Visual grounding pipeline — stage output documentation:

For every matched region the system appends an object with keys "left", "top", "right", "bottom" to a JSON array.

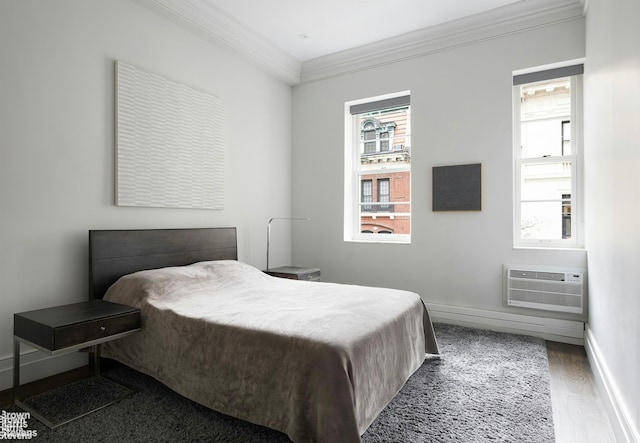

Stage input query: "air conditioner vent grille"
[
  {"left": 510, "top": 279, "right": 582, "bottom": 295},
  {"left": 509, "top": 270, "right": 565, "bottom": 281},
  {"left": 508, "top": 289, "right": 583, "bottom": 308}
]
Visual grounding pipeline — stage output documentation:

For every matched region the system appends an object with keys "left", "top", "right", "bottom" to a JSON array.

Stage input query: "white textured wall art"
[{"left": 116, "top": 61, "right": 225, "bottom": 209}]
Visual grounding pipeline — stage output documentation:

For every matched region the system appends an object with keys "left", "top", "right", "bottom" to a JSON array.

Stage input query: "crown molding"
[
  {"left": 133, "top": 0, "right": 585, "bottom": 87},
  {"left": 133, "top": 0, "right": 302, "bottom": 85},
  {"left": 300, "top": 0, "right": 586, "bottom": 84}
]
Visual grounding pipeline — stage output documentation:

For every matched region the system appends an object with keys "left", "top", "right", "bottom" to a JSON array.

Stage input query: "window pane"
[
  {"left": 361, "top": 180, "right": 372, "bottom": 212},
  {"left": 521, "top": 119, "right": 569, "bottom": 158},
  {"left": 521, "top": 162, "right": 572, "bottom": 201},
  {"left": 378, "top": 178, "right": 390, "bottom": 211},
  {"left": 520, "top": 201, "right": 570, "bottom": 240},
  {"left": 358, "top": 107, "right": 410, "bottom": 161},
  {"left": 378, "top": 179, "right": 390, "bottom": 201},
  {"left": 358, "top": 171, "right": 410, "bottom": 231},
  {"left": 520, "top": 77, "right": 571, "bottom": 159},
  {"left": 364, "top": 142, "right": 376, "bottom": 153}
]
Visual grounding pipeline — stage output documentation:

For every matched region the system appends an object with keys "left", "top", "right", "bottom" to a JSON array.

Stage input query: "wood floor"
[
  {"left": 547, "top": 341, "right": 617, "bottom": 442},
  {"left": 1, "top": 344, "right": 618, "bottom": 442}
]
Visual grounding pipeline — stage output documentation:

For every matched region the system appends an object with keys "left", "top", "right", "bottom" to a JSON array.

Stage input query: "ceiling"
[
  {"left": 137, "top": 0, "right": 585, "bottom": 84},
  {"left": 199, "top": 0, "right": 523, "bottom": 61}
]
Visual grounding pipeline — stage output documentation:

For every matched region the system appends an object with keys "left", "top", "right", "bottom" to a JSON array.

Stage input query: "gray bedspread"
[{"left": 102, "top": 260, "right": 439, "bottom": 442}]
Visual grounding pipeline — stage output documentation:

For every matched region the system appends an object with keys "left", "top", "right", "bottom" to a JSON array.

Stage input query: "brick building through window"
[{"left": 359, "top": 109, "right": 410, "bottom": 235}]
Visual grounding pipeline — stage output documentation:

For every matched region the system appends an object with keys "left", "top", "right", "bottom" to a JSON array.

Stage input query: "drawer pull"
[{"left": 100, "top": 326, "right": 106, "bottom": 331}]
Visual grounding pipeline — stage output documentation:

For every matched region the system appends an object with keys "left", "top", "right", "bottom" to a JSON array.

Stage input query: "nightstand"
[
  {"left": 264, "top": 266, "right": 321, "bottom": 281},
  {"left": 13, "top": 299, "right": 141, "bottom": 428}
]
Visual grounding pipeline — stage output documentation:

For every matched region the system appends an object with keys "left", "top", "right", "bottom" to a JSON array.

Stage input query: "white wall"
[
  {"left": 584, "top": 0, "right": 640, "bottom": 440},
  {"left": 0, "top": 0, "right": 292, "bottom": 389},
  {"left": 292, "top": 19, "right": 587, "bottom": 330}
]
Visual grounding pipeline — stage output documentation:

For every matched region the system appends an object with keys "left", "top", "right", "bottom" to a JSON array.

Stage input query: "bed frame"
[{"left": 89, "top": 228, "right": 237, "bottom": 299}]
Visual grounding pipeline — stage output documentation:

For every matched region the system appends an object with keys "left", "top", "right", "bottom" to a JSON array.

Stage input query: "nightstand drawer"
[
  {"left": 53, "top": 312, "right": 140, "bottom": 349},
  {"left": 297, "top": 270, "right": 321, "bottom": 281},
  {"left": 14, "top": 300, "right": 141, "bottom": 351}
]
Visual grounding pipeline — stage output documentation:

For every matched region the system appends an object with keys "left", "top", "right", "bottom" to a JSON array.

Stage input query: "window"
[
  {"left": 378, "top": 179, "right": 391, "bottom": 211},
  {"left": 344, "top": 92, "right": 411, "bottom": 243},
  {"left": 513, "top": 62, "right": 583, "bottom": 248},
  {"left": 361, "top": 179, "right": 373, "bottom": 212},
  {"left": 380, "top": 132, "right": 390, "bottom": 151}
]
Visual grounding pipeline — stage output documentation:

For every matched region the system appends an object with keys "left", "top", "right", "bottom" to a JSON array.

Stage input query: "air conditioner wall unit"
[{"left": 503, "top": 264, "right": 587, "bottom": 318}]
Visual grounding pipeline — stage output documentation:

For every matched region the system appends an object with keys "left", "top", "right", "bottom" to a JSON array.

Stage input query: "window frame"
[
  {"left": 344, "top": 91, "right": 411, "bottom": 244},
  {"left": 513, "top": 66, "right": 584, "bottom": 249}
]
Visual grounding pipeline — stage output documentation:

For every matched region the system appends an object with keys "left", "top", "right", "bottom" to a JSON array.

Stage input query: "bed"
[{"left": 89, "top": 228, "right": 439, "bottom": 442}]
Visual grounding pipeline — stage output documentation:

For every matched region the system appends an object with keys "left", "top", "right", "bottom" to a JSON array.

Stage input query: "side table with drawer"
[{"left": 13, "top": 299, "right": 141, "bottom": 428}]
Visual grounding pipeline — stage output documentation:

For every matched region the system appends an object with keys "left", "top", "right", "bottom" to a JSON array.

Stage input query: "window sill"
[
  {"left": 513, "top": 245, "right": 586, "bottom": 252},
  {"left": 345, "top": 238, "right": 411, "bottom": 245}
]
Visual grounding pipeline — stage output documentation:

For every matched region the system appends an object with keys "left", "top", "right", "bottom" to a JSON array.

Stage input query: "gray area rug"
[{"left": 7, "top": 323, "right": 554, "bottom": 442}]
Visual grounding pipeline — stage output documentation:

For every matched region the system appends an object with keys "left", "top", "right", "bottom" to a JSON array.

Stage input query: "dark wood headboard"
[{"left": 89, "top": 228, "right": 237, "bottom": 299}]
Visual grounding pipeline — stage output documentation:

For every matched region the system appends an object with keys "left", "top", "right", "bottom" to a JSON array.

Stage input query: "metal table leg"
[
  {"left": 13, "top": 336, "right": 20, "bottom": 404},
  {"left": 11, "top": 338, "right": 134, "bottom": 429},
  {"left": 93, "top": 344, "right": 100, "bottom": 376}
]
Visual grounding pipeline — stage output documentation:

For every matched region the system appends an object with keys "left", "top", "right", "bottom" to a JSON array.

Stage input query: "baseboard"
[
  {"left": 584, "top": 325, "right": 640, "bottom": 443},
  {"left": 426, "top": 302, "right": 585, "bottom": 345},
  {"left": 0, "top": 348, "right": 87, "bottom": 391}
]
